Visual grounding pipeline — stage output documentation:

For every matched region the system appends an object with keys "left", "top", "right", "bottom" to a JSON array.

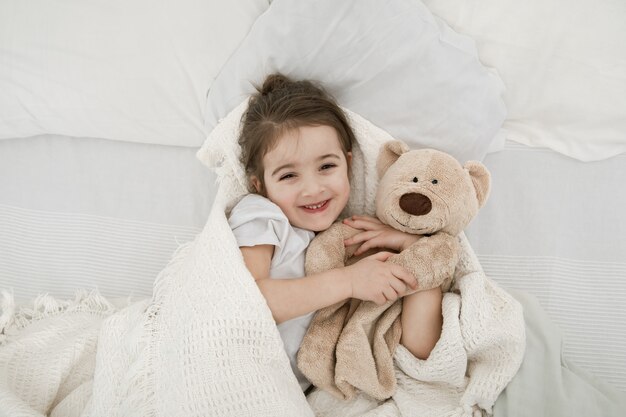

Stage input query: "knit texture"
[
  {"left": 0, "top": 291, "right": 117, "bottom": 416},
  {"left": 0, "top": 101, "right": 524, "bottom": 417}
]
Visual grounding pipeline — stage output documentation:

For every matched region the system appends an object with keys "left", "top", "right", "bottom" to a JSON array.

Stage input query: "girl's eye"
[
  {"left": 279, "top": 173, "right": 295, "bottom": 181},
  {"left": 321, "top": 163, "right": 337, "bottom": 170}
]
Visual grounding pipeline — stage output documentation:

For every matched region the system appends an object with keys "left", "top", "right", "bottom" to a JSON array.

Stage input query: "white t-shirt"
[{"left": 228, "top": 193, "right": 316, "bottom": 391}]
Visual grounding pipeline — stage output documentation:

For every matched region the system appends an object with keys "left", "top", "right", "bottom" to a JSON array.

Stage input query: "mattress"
[
  {"left": 465, "top": 140, "right": 626, "bottom": 392},
  {"left": 0, "top": 135, "right": 212, "bottom": 300}
]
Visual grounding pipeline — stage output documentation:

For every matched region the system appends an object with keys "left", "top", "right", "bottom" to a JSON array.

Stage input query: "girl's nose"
[{"left": 301, "top": 177, "right": 325, "bottom": 197}]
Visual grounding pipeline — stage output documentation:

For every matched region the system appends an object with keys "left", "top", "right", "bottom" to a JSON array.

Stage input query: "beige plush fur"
[{"left": 297, "top": 140, "right": 490, "bottom": 401}]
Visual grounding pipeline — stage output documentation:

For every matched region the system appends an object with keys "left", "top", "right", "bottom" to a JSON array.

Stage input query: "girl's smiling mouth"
[{"left": 301, "top": 199, "right": 330, "bottom": 213}]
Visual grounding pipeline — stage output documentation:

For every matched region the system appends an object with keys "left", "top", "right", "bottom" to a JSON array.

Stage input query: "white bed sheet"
[
  {"left": 465, "top": 140, "right": 626, "bottom": 393},
  {"left": 0, "top": 135, "right": 212, "bottom": 300}
]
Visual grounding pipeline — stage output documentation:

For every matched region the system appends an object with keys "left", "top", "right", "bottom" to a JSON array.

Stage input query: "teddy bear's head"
[{"left": 375, "top": 140, "right": 490, "bottom": 237}]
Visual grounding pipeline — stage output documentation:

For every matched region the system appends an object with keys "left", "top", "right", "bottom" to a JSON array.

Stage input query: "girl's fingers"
[
  {"left": 392, "top": 266, "right": 418, "bottom": 289},
  {"left": 374, "top": 295, "right": 387, "bottom": 306},
  {"left": 343, "top": 217, "right": 384, "bottom": 231},
  {"left": 353, "top": 238, "right": 381, "bottom": 256},
  {"left": 350, "top": 215, "right": 383, "bottom": 224},
  {"left": 344, "top": 230, "right": 379, "bottom": 246},
  {"left": 369, "top": 251, "right": 394, "bottom": 262},
  {"left": 355, "top": 234, "right": 401, "bottom": 255},
  {"left": 389, "top": 278, "right": 408, "bottom": 296},
  {"left": 382, "top": 286, "right": 399, "bottom": 302}
]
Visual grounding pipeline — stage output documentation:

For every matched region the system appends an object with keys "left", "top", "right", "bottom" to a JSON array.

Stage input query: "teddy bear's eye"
[
  {"left": 431, "top": 179, "right": 438, "bottom": 184},
  {"left": 412, "top": 177, "right": 418, "bottom": 183}
]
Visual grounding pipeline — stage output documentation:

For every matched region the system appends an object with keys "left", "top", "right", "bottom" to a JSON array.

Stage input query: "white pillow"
[
  {"left": 0, "top": 0, "right": 268, "bottom": 147},
  {"left": 422, "top": 0, "right": 626, "bottom": 162},
  {"left": 204, "top": 0, "right": 507, "bottom": 162}
]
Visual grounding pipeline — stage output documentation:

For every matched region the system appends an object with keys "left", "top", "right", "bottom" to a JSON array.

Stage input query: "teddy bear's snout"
[{"left": 399, "top": 193, "right": 432, "bottom": 216}]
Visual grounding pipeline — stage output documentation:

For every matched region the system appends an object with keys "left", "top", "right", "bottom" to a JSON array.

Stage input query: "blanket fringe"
[{"left": 0, "top": 289, "right": 116, "bottom": 345}]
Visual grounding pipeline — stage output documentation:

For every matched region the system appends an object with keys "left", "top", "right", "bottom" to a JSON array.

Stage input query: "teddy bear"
[{"left": 297, "top": 140, "right": 491, "bottom": 401}]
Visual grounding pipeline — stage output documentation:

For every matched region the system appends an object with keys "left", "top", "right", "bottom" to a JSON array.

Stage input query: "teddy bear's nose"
[{"left": 399, "top": 193, "right": 432, "bottom": 216}]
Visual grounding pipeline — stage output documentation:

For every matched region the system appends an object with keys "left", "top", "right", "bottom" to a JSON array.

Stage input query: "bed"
[{"left": 1, "top": 0, "right": 625, "bottom": 416}]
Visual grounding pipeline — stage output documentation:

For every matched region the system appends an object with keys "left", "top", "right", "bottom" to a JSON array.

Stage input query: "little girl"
[{"left": 228, "top": 74, "right": 443, "bottom": 391}]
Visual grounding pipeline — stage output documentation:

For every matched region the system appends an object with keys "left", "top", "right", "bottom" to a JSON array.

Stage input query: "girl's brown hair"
[{"left": 239, "top": 73, "right": 355, "bottom": 194}]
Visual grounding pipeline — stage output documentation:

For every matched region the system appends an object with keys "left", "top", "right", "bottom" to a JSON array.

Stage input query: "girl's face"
[{"left": 253, "top": 125, "right": 351, "bottom": 232}]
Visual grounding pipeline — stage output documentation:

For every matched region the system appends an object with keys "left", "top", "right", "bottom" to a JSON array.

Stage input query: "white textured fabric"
[
  {"left": 465, "top": 140, "right": 626, "bottom": 392},
  {"left": 0, "top": 0, "right": 268, "bottom": 146},
  {"left": 0, "top": 103, "right": 524, "bottom": 416},
  {"left": 0, "top": 291, "right": 119, "bottom": 416},
  {"left": 205, "top": 0, "right": 507, "bottom": 163},
  {"left": 229, "top": 193, "right": 316, "bottom": 391},
  {"left": 422, "top": 0, "right": 626, "bottom": 161}
]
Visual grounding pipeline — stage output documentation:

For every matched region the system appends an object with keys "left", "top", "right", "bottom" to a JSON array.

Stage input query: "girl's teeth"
[{"left": 305, "top": 201, "right": 326, "bottom": 209}]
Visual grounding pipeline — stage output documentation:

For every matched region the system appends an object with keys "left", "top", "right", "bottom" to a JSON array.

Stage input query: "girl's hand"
[
  {"left": 344, "top": 251, "right": 418, "bottom": 305},
  {"left": 343, "top": 215, "right": 421, "bottom": 256}
]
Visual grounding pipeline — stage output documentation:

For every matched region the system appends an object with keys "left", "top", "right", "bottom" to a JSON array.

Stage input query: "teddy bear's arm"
[
  {"left": 388, "top": 233, "right": 459, "bottom": 291},
  {"left": 304, "top": 222, "right": 361, "bottom": 275}
]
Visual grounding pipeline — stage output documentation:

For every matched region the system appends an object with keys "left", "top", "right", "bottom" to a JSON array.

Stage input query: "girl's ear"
[
  {"left": 250, "top": 176, "right": 263, "bottom": 194},
  {"left": 346, "top": 151, "right": 353, "bottom": 167}
]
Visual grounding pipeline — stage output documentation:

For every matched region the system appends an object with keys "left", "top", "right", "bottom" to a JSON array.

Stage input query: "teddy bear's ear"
[
  {"left": 377, "top": 140, "right": 410, "bottom": 179},
  {"left": 464, "top": 161, "right": 491, "bottom": 208}
]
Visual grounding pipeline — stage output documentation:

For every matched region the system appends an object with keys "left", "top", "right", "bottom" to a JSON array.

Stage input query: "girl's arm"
[
  {"left": 241, "top": 244, "right": 351, "bottom": 323},
  {"left": 240, "top": 245, "right": 417, "bottom": 324}
]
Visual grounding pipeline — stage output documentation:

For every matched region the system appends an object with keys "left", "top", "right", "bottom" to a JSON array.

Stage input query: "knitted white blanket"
[{"left": 0, "top": 103, "right": 525, "bottom": 417}]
